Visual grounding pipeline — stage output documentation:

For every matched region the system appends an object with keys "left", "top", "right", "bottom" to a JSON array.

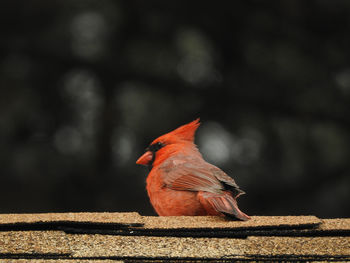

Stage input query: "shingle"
[
  {"left": 69, "top": 235, "right": 350, "bottom": 259},
  {"left": 108, "top": 215, "right": 321, "bottom": 238},
  {"left": 0, "top": 212, "right": 142, "bottom": 226},
  {"left": 0, "top": 214, "right": 320, "bottom": 230},
  {"left": 1, "top": 230, "right": 349, "bottom": 260},
  {"left": 246, "top": 236, "right": 350, "bottom": 257},
  {"left": 256, "top": 218, "right": 350, "bottom": 237},
  {"left": 0, "top": 214, "right": 322, "bottom": 238},
  {"left": 141, "top": 215, "right": 321, "bottom": 229},
  {"left": 0, "top": 231, "right": 70, "bottom": 254},
  {"left": 321, "top": 219, "right": 350, "bottom": 230},
  {"left": 0, "top": 213, "right": 349, "bottom": 261}
]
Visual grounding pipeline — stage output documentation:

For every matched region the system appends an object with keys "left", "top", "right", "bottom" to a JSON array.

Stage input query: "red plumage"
[{"left": 136, "top": 119, "right": 250, "bottom": 220}]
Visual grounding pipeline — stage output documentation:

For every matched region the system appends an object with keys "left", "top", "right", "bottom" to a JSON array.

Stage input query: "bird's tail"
[{"left": 199, "top": 191, "right": 251, "bottom": 221}]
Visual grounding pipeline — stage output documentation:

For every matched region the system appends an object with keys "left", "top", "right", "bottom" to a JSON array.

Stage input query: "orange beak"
[{"left": 136, "top": 151, "right": 153, "bottom": 166}]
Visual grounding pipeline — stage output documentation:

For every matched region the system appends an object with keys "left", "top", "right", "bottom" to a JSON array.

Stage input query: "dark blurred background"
[{"left": 1, "top": 0, "right": 349, "bottom": 218}]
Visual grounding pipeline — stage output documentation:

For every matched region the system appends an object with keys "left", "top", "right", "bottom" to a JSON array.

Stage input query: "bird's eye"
[{"left": 147, "top": 142, "right": 165, "bottom": 152}]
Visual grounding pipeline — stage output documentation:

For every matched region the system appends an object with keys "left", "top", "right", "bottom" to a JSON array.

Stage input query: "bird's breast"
[{"left": 146, "top": 169, "right": 207, "bottom": 216}]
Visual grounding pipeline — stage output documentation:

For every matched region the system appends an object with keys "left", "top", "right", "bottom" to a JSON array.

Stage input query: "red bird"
[{"left": 136, "top": 119, "right": 250, "bottom": 220}]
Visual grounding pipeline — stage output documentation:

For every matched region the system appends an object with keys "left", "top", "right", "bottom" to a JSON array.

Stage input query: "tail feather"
[{"left": 199, "top": 192, "right": 250, "bottom": 221}]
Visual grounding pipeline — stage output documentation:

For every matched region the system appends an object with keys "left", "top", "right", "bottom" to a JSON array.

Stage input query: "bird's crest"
[
  {"left": 152, "top": 118, "right": 200, "bottom": 144},
  {"left": 170, "top": 118, "right": 200, "bottom": 142}
]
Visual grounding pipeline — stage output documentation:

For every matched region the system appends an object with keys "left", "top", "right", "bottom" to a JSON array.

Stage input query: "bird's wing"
[
  {"left": 158, "top": 155, "right": 244, "bottom": 197},
  {"left": 208, "top": 164, "right": 245, "bottom": 198}
]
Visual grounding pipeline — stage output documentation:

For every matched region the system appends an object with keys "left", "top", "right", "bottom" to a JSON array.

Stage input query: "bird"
[{"left": 136, "top": 118, "right": 250, "bottom": 220}]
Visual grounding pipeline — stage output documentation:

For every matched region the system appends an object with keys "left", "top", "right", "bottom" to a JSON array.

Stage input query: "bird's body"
[{"left": 137, "top": 119, "right": 250, "bottom": 220}]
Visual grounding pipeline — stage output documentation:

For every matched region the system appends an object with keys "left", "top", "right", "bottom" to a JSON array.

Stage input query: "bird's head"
[{"left": 136, "top": 118, "right": 200, "bottom": 169}]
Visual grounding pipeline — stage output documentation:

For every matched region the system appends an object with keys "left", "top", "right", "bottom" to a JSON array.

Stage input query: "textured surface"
[
  {"left": 0, "top": 212, "right": 142, "bottom": 225},
  {"left": 0, "top": 231, "right": 349, "bottom": 259},
  {"left": 321, "top": 219, "right": 350, "bottom": 230},
  {"left": 0, "top": 231, "right": 70, "bottom": 254},
  {"left": 141, "top": 215, "right": 321, "bottom": 229},
  {"left": 0, "top": 213, "right": 349, "bottom": 262}
]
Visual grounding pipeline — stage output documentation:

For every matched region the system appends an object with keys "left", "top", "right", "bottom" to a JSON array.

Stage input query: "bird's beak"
[{"left": 136, "top": 151, "right": 153, "bottom": 166}]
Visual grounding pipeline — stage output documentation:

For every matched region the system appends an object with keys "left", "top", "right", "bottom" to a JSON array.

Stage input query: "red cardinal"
[{"left": 136, "top": 119, "right": 250, "bottom": 220}]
